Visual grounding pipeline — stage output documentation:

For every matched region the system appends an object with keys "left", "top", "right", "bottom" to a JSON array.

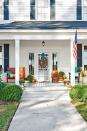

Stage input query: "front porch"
[{"left": 0, "top": 29, "right": 87, "bottom": 85}]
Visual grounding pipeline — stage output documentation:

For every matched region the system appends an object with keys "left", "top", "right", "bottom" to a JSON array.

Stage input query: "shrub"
[
  {"left": 82, "top": 94, "right": 87, "bottom": 104},
  {"left": 25, "top": 75, "right": 37, "bottom": 83},
  {"left": 0, "top": 82, "right": 6, "bottom": 88},
  {"left": 59, "top": 71, "right": 65, "bottom": 77},
  {"left": 19, "top": 80, "right": 25, "bottom": 85},
  {"left": 70, "top": 85, "right": 87, "bottom": 103},
  {"left": 0, "top": 84, "right": 23, "bottom": 102}
]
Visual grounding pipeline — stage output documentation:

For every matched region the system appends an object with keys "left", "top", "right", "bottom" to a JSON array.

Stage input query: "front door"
[{"left": 38, "top": 53, "right": 49, "bottom": 81}]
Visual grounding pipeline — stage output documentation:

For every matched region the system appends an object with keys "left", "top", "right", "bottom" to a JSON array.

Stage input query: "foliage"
[
  {"left": 70, "top": 85, "right": 87, "bottom": 103},
  {"left": 80, "top": 70, "right": 86, "bottom": 77},
  {"left": 25, "top": 75, "right": 37, "bottom": 83},
  {"left": 0, "top": 82, "right": 6, "bottom": 88},
  {"left": 0, "top": 102, "right": 18, "bottom": 131},
  {"left": 0, "top": 84, "right": 23, "bottom": 102},
  {"left": 19, "top": 80, "right": 25, "bottom": 85},
  {"left": 76, "top": 102, "right": 87, "bottom": 122},
  {"left": 59, "top": 71, "right": 65, "bottom": 77}
]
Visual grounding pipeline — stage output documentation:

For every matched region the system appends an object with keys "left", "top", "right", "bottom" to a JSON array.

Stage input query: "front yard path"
[{"left": 8, "top": 83, "right": 87, "bottom": 131}]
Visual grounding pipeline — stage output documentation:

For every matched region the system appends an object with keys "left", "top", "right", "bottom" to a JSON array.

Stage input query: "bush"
[
  {"left": 0, "top": 82, "right": 6, "bottom": 88},
  {"left": 70, "top": 85, "right": 87, "bottom": 103},
  {"left": 59, "top": 71, "right": 65, "bottom": 77},
  {"left": 25, "top": 75, "right": 37, "bottom": 83},
  {"left": 19, "top": 80, "right": 25, "bottom": 85},
  {"left": 0, "top": 84, "right": 23, "bottom": 102}
]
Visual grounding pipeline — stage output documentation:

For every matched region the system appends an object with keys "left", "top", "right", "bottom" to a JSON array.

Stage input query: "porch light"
[{"left": 42, "top": 41, "right": 45, "bottom": 47}]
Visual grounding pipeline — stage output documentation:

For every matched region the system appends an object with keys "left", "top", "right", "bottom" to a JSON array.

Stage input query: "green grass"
[
  {"left": 76, "top": 102, "right": 87, "bottom": 122},
  {"left": 0, "top": 102, "right": 19, "bottom": 131},
  {"left": 70, "top": 84, "right": 87, "bottom": 122},
  {"left": 0, "top": 83, "right": 23, "bottom": 131}
]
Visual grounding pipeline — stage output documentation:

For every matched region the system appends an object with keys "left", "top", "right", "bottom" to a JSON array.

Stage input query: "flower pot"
[{"left": 59, "top": 77, "right": 64, "bottom": 82}]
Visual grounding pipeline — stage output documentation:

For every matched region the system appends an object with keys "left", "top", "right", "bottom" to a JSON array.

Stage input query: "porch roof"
[{"left": 0, "top": 21, "right": 87, "bottom": 30}]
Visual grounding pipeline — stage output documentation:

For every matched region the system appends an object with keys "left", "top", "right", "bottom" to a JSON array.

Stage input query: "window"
[
  {"left": 77, "top": 0, "right": 82, "bottom": 20},
  {"left": 37, "top": 0, "right": 49, "bottom": 20},
  {"left": 83, "top": 0, "right": 87, "bottom": 20},
  {"left": 0, "top": 46, "right": 3, "bottom": 70},
  {"left": 4, "top": 0, "right": 9, "bottom": 20},
  {"left": 30, "top": 0, "right": 35, "bottom": 20},
  {"left": 83, "top": 46, "right": 87, "bottom": 66},
  {"left": 84, "top": 46, "right": 87, "bottom": 51},
  {"left": 29, "top": 53, "right": 34, "bottom": 75},
  {"left": 50, "top": 0, "right": 55, "bottom": 20},
  {"left": 52, "top": 53, "right": 58, "bottom": 70}
]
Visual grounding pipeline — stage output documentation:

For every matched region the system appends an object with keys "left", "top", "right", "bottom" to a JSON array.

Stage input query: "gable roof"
[{"left": 0, "top": 21, "right": 87, "bottom": 30}]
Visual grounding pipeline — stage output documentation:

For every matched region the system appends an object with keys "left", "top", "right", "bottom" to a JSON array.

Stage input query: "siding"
[
  {"left": 0, "top": 0, "right": 80, "bottom": 21},
  {"left": 9, "top": 0, "right": 30, "bottom": 21},
  {"left": 0, "top": 0, "right": 3, "bottom": 20},
  {"left": 55, "top": 0, "right": 76, "bottom": 21}
]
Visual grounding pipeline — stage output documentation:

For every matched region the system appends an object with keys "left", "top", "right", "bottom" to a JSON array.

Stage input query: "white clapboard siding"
[
  {"left": 0, "top": 0, "right": 85, "bottom": 21},
  {"left": 9, "top": 0, "right": 30, "bottom": 21},
  {"left": 55, "top": 0, "right": 76, "bottom": 21},
  {"left": 0, "top": 0, "right": 3, "bottom": 20}
]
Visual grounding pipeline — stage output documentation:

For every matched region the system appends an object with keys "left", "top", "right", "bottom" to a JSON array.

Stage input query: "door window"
[
  {"left": 29, "top": 53, "right": 34, "bottom": 75},
  {"left": 52, "top": 53, "right": 58, "bottom": 70}
]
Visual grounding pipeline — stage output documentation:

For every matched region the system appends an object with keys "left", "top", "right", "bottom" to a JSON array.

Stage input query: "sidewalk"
[{"left": 8, "top": 84, "right": 87, "bottom": 131}]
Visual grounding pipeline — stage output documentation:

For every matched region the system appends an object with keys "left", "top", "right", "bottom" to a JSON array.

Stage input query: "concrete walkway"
[{"left": 8, "top": 83, "right": 87, "bottom": 131}]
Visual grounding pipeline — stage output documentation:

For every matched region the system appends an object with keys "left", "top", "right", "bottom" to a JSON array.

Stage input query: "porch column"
[
  {"left": 15, "top": 39, "right": 20, "bottom": 85},
  {"left": 70, "top": 39, "right": 75, "bottom": 86}
]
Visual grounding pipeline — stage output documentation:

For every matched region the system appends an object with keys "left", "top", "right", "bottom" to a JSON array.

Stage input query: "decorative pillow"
[
  {"left": 10, "top": 74, "right": 15, "bottom": 78},
  {"left": 6, "top": 71, "right": 13, "bottom": 76}
]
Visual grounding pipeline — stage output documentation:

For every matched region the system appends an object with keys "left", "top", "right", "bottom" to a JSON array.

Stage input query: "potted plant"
[
  {"left": 51, "top": 70, "right": 59, "bottom": 83},
  {"left": 80, "top": 70, "right": 87, "bottom": 83},
  {"left": 25, "top": 75, "right": 37, "bottom": 83},
  {"left": 59, "top": 71, "right": 65, "bottom": 82}
]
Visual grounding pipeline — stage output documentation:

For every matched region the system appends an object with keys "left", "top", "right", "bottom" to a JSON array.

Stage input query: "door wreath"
[{"left": 39, "top": 57, "right": 48, "bottom": 68}]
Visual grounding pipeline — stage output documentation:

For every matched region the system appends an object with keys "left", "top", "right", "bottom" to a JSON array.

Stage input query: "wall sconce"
[{"left": 42, "top": 41, "right": 45, "bottom": 47}]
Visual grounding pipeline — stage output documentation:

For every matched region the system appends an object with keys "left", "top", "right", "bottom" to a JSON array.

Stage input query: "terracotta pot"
[
  {"left": 51, "top": 70, "right": 58, "bottom": 78},
  {"left": 59, "top": 76, "right": 64, "bottom": 82}
]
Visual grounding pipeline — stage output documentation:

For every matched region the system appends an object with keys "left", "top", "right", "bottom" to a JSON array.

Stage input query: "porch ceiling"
[{"left": 0, "top": 21, "right": 87, "bottom": 30}]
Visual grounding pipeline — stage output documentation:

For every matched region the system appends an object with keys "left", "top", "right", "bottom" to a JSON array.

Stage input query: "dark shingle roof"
[{"left": 0, "top": 21, "right": 87, "bottom": 30}]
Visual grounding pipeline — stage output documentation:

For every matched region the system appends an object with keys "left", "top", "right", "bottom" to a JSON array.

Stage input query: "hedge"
[
  {"left": 0, "top": 84, "right": 23, "bottom": 102},
  {"left": 70, "top": 85, "right": 87, "bottom": 103}
]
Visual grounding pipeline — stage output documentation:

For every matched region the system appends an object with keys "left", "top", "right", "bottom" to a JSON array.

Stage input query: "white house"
[{"left": 0, "top": 0, "right": 87, "bottom": 85}]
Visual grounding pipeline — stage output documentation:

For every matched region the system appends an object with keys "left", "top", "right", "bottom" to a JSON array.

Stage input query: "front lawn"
[
  {"left": 76, "top": 102, "right": 87, "bottom": 122},
  {"left": 0, "top": 83, "right": 23, "bottom": 131},
  {"left": 0, "top": 102, "right": 18, "bottom": 131},
  {"left": 70, "top": 84, "right": 87, "bottom": 122}
]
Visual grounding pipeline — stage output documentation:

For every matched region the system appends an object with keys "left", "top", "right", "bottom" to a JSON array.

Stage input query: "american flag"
[{"left": 73, "top": 31, "right": 77, "bottom": 60}]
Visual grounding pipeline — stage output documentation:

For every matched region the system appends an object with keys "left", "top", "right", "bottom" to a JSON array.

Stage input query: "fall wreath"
[{"left": 39, "top": 57, "right": 48, "bottom": 68}]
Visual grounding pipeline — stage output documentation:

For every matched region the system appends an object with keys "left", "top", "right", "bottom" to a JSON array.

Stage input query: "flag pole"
[{"left": 71, "top": 29, "right": 77, "bottom": 86}]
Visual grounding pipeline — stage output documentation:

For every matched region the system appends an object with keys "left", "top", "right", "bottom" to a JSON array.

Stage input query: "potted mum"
[
  {"left": 58, "top": 71, "right": 65, "bottom": 82},
  {"left": 80, "top": 70, "right": 87, "bottom": 83}
]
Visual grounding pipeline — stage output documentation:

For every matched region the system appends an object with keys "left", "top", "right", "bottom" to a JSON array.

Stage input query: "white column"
[
  {"left": 70, "top": 39, "right": 75, "bottom": 86},
  {"left": 49, "top": 52, "right": 52, "bottom": 82},
  {"left": 15, "top": 39, "right": 20, "bottom": 85}
]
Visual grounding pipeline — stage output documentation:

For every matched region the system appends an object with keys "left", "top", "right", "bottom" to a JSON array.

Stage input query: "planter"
[
  {"left": 59, "top": 76, "right": 64, "bottom": 82},
  {"left": 51, "top": 70, "right": 59, "bottom": 83}
]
